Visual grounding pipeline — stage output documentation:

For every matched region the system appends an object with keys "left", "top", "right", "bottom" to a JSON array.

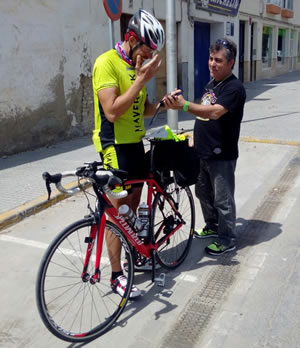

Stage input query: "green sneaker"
[
  {"left": 194, "top": 227, "right": 218, "bottom": 239},
  {"left": 205, "top": 242, "right": 236, "bottom": 255}
]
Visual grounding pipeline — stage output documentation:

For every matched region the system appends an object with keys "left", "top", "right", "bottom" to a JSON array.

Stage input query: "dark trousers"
[{"left": 195, "top": 158, "right": 237, "bottom": 246}]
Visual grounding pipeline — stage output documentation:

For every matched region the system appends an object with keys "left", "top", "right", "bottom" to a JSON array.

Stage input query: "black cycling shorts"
[{"left": 100, "top": 142, "right": 148, "bottom": 183}]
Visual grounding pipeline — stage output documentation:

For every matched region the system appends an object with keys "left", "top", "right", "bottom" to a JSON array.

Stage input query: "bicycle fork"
[{"left": 81, "top": 214, "right": 106, "bottom": 284}]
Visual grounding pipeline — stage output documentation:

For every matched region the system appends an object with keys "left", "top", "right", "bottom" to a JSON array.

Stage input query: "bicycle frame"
[
  {"left": 37, "top": 140, "right": 195, "bottom": 342},
  {"left": 82, "top": 172, "right": 185, "bottom": 283}
]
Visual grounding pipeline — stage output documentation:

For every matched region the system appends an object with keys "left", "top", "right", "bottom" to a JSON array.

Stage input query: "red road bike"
[{"left": 35, "top": 138, "right": 195, "bottom": 342}]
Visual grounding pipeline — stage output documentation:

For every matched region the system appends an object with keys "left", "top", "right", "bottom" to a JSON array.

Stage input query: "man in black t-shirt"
[{"left": 163, "top": 38, "right": 246, "bottom": 255}]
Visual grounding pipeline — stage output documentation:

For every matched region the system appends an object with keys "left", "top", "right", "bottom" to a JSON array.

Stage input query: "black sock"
[{"left": 111, "top": 271, "right": 123, "bottom": 281}]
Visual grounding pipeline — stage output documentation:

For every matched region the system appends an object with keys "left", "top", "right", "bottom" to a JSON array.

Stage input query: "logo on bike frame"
[{"left": 114, "top": 215, "right": 144, "bottom": 246}]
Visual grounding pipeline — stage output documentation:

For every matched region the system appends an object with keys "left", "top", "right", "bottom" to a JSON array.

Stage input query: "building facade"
[
  {"left": 239, "top": 0, "right": 300, "bottom": 82},
  {"left": 1, "top": 0, "right": 300, "bottom": 155}
]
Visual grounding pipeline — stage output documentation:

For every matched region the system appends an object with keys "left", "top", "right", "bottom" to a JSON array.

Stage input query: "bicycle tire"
[
  {"left": 152, "top": 182, "right": 195, "bottom": 268},
  {"left": 36, "top": 218, "right": 134, "bottom": 343}
]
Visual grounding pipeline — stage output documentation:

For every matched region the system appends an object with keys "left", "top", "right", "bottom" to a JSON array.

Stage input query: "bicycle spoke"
[
  {"left": 152, "top": 184, "right": 195, "bottom": 268},
  {"left": 36, "top": 220, "right": 134, "bottom": 342}
]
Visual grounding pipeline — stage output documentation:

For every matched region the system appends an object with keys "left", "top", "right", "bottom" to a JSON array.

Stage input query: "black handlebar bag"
[{"left": 151, "top": 139, "right": 200, "bottom": 187}]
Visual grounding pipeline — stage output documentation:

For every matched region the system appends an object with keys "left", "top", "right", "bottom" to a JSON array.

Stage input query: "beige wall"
[{"left": 239, "top": 0, "right": 300, "bottom": 83}]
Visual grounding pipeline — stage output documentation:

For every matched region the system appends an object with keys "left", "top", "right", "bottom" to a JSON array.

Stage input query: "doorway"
[
  {"left": 194, "top": 22, "right": 210, "bottom": 101},
  {"left": 250, "top": 23, "right": 256, "bottom": 81},
  {"left": 239, "top": 21, "right": 245, "bottom": 82}
]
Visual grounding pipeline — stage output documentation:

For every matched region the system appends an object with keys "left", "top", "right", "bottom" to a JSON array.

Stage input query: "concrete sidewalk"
[{"left": 1, "top": 71, "right": 300, "bottom": 231}]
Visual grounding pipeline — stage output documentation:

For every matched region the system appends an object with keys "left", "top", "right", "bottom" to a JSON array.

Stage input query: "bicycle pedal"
[{"left": 154, "top": 273, "right": 166, "bottom": 287}]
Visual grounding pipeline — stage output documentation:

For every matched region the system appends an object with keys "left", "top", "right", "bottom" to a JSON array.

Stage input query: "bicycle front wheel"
[
  {"left": 36, "top": 218, "right": 134, "bottom": 343},
  {"left": 152, "top": 182, "right": 195, "bottom": 268}
]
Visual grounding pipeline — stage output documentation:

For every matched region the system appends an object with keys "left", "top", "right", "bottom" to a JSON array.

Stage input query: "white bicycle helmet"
[{"left": 127, "top": 9, "right": 165, "bottom": 52}]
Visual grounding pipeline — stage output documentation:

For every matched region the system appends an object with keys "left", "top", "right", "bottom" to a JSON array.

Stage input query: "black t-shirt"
[{"left": 193, "top": 74, "right": 246, "bottom": 160}]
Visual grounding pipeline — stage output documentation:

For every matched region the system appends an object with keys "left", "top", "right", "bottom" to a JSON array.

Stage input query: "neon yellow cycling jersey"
[{"left": 92, "top": 49, "right": 147, "bottom": 152}]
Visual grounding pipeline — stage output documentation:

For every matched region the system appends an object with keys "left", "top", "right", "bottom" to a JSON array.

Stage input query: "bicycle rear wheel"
[
  {"left": 36, "top": 218, "right": 134, "bottom": 343},
  {"left": 152, "top": 181, "right": 195, "bottom": 268}
]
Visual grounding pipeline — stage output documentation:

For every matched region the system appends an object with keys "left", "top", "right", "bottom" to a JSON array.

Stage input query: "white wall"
[
  {"left": 0, "top": 0, "right": 113, "bottom": 155},
  {"left": 239, "top": 0, "right": 263, "bottom": 16},
  {"left": 0, "top": 1, "right": 62, "bottom": 114}
]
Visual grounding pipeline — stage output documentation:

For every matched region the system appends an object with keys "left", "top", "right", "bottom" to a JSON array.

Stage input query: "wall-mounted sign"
[
  {"left": 226, "top": 21, "right": 234, "bottom": 36},
  {"left": 194, "top": 0, "right": 242, "bottom": 17},
  {"left": 102, "top": 0, "right": 122, "bottom": 21}
]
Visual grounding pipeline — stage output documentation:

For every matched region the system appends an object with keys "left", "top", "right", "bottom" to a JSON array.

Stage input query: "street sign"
[
  {"left": 102, "top": 0, "right": 122, "bottom": 21},
  {"left": 194, "top": 0, "right": 242, "bottom": 17}
]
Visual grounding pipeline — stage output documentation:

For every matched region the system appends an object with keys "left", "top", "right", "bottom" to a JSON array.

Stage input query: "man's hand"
[
  {"left": 136, "top": 54, "right": 161, "bottom": 84},
  {"left": 162, "top": 89, "right": 185, "bottom": 110}
]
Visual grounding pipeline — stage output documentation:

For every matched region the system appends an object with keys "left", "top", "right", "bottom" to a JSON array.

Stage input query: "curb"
[{"left": 0, "top": 181, "right": 91, "bottom": 232}]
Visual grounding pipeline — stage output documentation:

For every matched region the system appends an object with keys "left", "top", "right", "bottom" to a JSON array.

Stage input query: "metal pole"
[
  {"left": 109, "top": 19, "right": 115, "bottom": 49},
  {"left": 166, "top": 0, "right": 178, "bottom": 131}
]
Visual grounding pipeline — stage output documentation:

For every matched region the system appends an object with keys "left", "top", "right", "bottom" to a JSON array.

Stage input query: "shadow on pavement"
[
  {"left": 0, "top": 135, "right": 93, "bottom": 171},
  {"left": 65, "top": 216, "right": 282, "bottom": 347},
  {"left": 236, "top": 217, "right": 282, "bottom": 249},
  {"left": 244, "top": 70, "right": 300, "bottom": 101}
]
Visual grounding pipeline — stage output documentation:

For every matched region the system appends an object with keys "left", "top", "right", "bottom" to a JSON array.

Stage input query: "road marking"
[
  {"left": 240, "top": 136, "right": 300, "bottom": 146},
  {"left": 179, "top": 274, "right": 198, "bottom": 283},
  {"left": 177, "top": 133, "right": 300, "bottom": 147},
  {"left": 0, "top": 235, "right": 49, "bottom": 249},
  {"left": 0, "top": 235, "right": 109, "bottom": 264}
]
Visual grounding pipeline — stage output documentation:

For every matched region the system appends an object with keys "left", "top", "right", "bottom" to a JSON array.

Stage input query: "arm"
[
  {"left": 144, "top": 99, "right": 163, "bottom": 117},
  {"left": 98, "top": 55, "right": 162, "bottom": 123},
  {"left": 183, "top": 101, "right": 227, "bottom": 120},
  {"left": 162, "top": 89, "right": 228, "bottom": 120}
]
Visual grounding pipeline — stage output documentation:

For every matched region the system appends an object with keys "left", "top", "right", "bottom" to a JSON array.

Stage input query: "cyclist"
[{"left": 92, "top": 9, "right": 165, "bottom": 297}]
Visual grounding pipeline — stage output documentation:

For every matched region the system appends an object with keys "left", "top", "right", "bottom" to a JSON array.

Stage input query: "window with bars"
[
  {"left": 266, "top": 0, "right": 293, "bottom": 8},
  {"left": 282, "top": 0, "right": 293, "bottom": 10}
]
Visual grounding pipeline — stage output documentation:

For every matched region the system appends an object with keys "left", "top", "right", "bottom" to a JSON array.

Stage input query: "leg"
[
  {"left": 106, "top": 185, "right": 143, "bottom": 272},
  {"left": 195, "top": 159, "right": 218, "bottom": 231},
  {"left": 206, "top": 159, "right": 237, "bottom": 246},
  {"left": 101, "top": 142, "right": 146, "bottom": 284}
]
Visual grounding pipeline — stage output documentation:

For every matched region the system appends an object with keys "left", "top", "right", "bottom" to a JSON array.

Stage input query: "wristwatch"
[{"left": 182, "top": 101, "right": 189, "bottom": 112}]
